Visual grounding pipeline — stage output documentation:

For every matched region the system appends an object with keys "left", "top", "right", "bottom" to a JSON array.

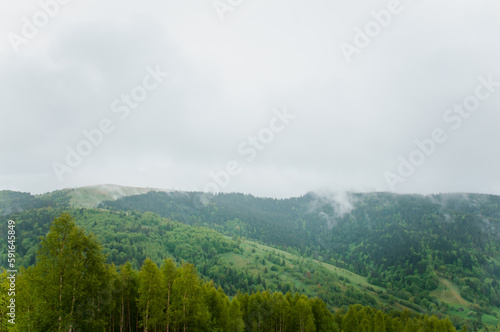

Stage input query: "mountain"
[
  {"left": 99, "top": 190, "right": 500, "bottom": 325},
  {"left": 1, "top": 186, "right": 499, "bottom": 330},
  {"left": 4, "top": 212, "right": 461, "bottom": 332},
  {"left": 0, "top": 184, "right": 168, "bottom": 214},
  {"left": 67, "top": 184, "right": 172, "bottom": 208}
]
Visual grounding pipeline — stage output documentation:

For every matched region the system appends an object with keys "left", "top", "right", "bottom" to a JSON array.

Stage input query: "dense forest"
[
  {"left": 0, "top": 207, "right": 395, "bottom": 312},
  {"left": 101, "top": 191, "right": 500, "bottom": 308},
  {"left": 0, "top": 187, "right": 499, "bottom": 330},
  {"left": 1, "top": 214, "right": 465, "bottom": 331}
]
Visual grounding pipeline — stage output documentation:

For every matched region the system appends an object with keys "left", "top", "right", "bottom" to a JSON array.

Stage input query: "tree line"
[{"left": 0, "top": 213, "right": 470, "bottom": 331}]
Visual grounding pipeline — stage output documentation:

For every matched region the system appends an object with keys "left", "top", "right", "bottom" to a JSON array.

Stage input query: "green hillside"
[
  {"left": 0, "top": 206, "right": 388, "bottom": 310},
  {"left": 1, "top": 188, "right": 499, "bottom": 330},
  {"left": 99, "top": 190, "right": 500, "bottom": 329},
  {"left": 4, "top": 213, "right": 465, "bottom": 331},
  {"left": 67, "top": 184, "right": 172, "bottom": 208}
]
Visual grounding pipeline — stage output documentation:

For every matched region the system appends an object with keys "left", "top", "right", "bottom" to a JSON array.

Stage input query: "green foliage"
[
  {"left": 15, "top": 213, "right": 110, "bottom": 331},
  {"left": 10, "top": 213, "right": 464, "bottom": 331},
  {"left": 100, "top": 191, "right": 500, "bottom": 314},
  {"left": 138, "top": 258, "right": 163, "bottom": 331},
  {"left": 0, "top": 269, "right": 15, "bottom": 331},
  {"left": 3, "top": 188, "right": 500, "bottom": 330}
]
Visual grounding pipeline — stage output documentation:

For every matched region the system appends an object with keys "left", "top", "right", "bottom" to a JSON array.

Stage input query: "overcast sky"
[{"left": 0, "top": 0, "right": 499, "bottom": 198}]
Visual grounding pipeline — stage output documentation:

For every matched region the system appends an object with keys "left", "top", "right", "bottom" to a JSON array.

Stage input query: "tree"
[
  {"left": 117, "top": 262, "right": 138, "bottom": 332},
  {"left": 374, "top": 311, "right": 386, "bottom": 332},
  {"left": 310, "top": 297, "right": 338, "bottom": 332},
  {"left": 17, "top": 213, "right": 109, "bottom": 331},
  {"left": 138, "top": 258, "right": 163, "bottom": 332},
  {"left": 228, "top": 298, "right": 245, "bottom": 332},
  {"left": 271, "top": 292, "right": 290, "bottom": 332},
  {"left": 294, "top": 295, "right": 315, "bottom": 332},
  {"left": 342, "top": 305, "right": 360, "bottom": 332},
  {"left": 203, "top": 281, "right": 232, "bottom": 331},
  {"left": 0, "top": 269, "right": 16, "bottom": 331},
  {"left": 161, "top": 258, "right": 178, "bottom": 332},
  {"left": 171, "top": 263, "right": 209, "bottom": 332}
]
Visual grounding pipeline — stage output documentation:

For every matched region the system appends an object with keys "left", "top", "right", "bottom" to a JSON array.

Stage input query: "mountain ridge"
[{"left": 1, "top": 185, "right": 499, "bottom": 329}]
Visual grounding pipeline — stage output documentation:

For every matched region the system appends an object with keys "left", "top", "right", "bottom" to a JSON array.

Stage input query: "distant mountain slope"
[
  {"left": 67, "top": 184, "right": 172, "bottom": 208},
  {"left": 0, "top": 189, "right": 71, "bottom": 215},
  {"left": 1, "top": 186, "right": 499, "bottom": 329},
  {"left": 0, "top": 191, "right": 49, "bottom": 215},
  {"left": 0, "top": 184, "right": 171, "bottom": 214},
  {"left": 100, "top": 191, "right": 500, "bottom": 311}
]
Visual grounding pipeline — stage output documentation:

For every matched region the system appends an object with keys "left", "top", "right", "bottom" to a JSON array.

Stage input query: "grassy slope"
[
  {"left": 431, "top": 278, "right": 470, "bottom": 307},
  {"left": 429, "top": 278, "right": 499, "bottom": 325},
  {"left": 222, "top": 238, "right": 498, "bottom": 325},
  {"left": 222, "top": 238, "right": 396, "bottom": 309}
]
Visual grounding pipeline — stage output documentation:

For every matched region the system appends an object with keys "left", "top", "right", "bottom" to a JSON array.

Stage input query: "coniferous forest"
[
  {"left": 0, "top": 187, "right": 499, "bottom": 331},
  {"left": 3, "top": 214, "right": 461, "bottom": 331}
]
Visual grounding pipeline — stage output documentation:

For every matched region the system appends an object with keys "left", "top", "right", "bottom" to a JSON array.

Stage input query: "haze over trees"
[
  {"left": 0, "top": 187, "right": 499, "bottom": 331},
  {"left": 3, "top": 213, "right": 463, "bottom": 331}
]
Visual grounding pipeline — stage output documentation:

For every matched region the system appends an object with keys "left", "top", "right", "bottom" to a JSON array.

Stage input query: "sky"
[{"left": 0, "top": 0, "right": 499, "bottom": 198}]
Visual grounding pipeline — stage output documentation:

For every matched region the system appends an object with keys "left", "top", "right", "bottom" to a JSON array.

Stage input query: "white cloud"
[{"left": 0, "top": 0, "right": 499, "bottom": 197}]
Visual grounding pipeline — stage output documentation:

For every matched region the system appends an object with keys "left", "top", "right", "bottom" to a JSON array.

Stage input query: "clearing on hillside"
[{"left": 431, "top": 278, "right": 469, "bottom": 307}]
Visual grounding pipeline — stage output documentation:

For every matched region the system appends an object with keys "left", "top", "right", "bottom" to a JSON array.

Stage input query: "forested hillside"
[
  {"left": 0, "top": 191, "right": 51, "bottom": 216},
  {"left": 100, "top": 190, "right": 500, "bottom": 327},
  {"left": 0, "top": 188, "right": 499, "bottom": 330},
  {"left": 0, "top": 206, "right": 396, "bottom": 312},
  {"left": 2, "top": 214, "right": 463, "bottom": 331}
]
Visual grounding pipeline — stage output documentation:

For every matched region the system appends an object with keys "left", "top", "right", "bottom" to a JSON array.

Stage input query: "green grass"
[
  {"left": 221, "top": 238, "right": 387, "bottom": 308},
  {"left": 238, "top": 239, "right": 383, "bottom": 290},
  {"left": 482, "top": 313, "right": 499, "bottom": 326},
  {"left": 221, "top": 240, "right": 305, "bottom": 291},
  {"left": 431, "top": 278, "right": 470, "bottom": 307},
  {"left": 432, "top": 279, "right": 500, "bottom": 329},
  {"left": 447, "top": 308, "right": 499, "bottom": 327},
  {"left": 316, "top": 259, "right": 384, "bottom": 292}
]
